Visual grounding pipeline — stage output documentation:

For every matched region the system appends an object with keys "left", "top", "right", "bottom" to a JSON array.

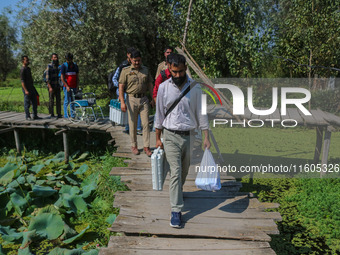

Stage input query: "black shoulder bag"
[{"left": 164, "top": 81, "right": 198, "bottom": 118}]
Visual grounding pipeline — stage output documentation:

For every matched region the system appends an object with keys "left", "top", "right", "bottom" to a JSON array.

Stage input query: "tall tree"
[
  {"left": 0, "top": 14, "right": 17, "bottom": 82},
  {"left": 156, "top": 0, "right": 273, "bottom": 78},
  {"left": 272, "top": 0, "right": 340, "bottom": 78},
  {"left": 19, "top": 0, "right": 163, "bottom": 89}
]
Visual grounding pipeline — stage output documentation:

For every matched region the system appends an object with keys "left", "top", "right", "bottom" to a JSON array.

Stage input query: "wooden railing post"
[
  {"left": 313, "top": 126, "right": 323, "bottom": 163},
  {"left": 13, "top": 129, "right": 21, "bottom": 155},
  {"left": 63, "top": 131, "right": 69, "bottom": 164},
  {"left": 321, "top": 126, "right": 332, "bottom": 178}
]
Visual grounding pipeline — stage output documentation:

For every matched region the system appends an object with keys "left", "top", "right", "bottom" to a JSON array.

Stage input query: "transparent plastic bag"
[{"left": 195, "top": 148, "right": 221, "bottom": 191}]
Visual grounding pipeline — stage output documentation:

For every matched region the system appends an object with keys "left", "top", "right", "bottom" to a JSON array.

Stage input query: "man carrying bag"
[{"left": 154, "top": 53, "right": 211, "bottom": 228}]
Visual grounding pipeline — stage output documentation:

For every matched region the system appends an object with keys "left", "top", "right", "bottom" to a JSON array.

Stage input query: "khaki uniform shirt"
[
  {"left": 119, "top": 65, "right": 152, "bottom": 95},
  {"left": 155, "top": 61, "right": 167, "bottom": 79}
]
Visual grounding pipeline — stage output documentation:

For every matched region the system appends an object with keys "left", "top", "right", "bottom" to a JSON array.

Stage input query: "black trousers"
[
  {"left": 24, "top": 91, "right": 37, "bottom": 118},
  {"left": 49, "top": 87, "right": 61, "bottom": 116}
]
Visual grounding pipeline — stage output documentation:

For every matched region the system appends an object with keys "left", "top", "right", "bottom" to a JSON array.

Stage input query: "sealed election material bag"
[
  {"left": 151, "top": 146, "right": 165, "bottom": 191},
  {"left": 195, "top": 148, "right": 221, "bottom": 191}
]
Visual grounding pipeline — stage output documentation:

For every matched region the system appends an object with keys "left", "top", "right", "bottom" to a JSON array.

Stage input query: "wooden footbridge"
[
  {"left": 1, "top": 109, "right": 339, "bottom": 254},
  {"left": 99, "top": 128, "right": 282, "bottom": 254},
  {"left": 0, "top": 111, "right": 117, "bottom": 162},
  {"left": 0, "top": 110, "right": 283, "bottom": 254}
]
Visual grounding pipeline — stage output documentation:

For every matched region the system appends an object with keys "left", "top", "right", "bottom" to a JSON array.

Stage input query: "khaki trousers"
[
  {"left": 163, "top": 129, "right": 191, "bottom": 212},
  {"left": 126, "top": 95, "right": 150, "bottom": 148}
]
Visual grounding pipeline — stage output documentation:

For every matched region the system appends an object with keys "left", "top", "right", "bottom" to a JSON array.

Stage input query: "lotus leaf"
[
  {"left": 18, "top": 247, "right": 33, "bottom": 255},
  {"left": 74, "top": 152, "right": 89, "bottom": 162},
  {"left": 82, "top": 250, "right": 98, "bottom": 255},
  {"left": 10, "top": 192, "right": 29, "bottom": 216},
  {"left": 20, "top": 230, "right": 37, "bottom": 249},
  {"left": 63, "top": 194, "right": 87, "bottom": 214},
  {"left": 105, "top": 214, "right": 116, "bottom": 225},
  {"left": 60, "top": 223, "right": 77, "bottom": 240},
  {"left": 74, "top": 164, "right": 88, "bottom": 175},
  {"left": 0, "top": 225, "right": 23, "bottom": 243},
  {"left": 32, "top": 185, "right": 57, "bottom": 197},
  {"left": 48, "top": 247, "right": 85, "bottom": 255},
  {"left": 28, "top": 213, "right": 64, "bottom": 240},
  {"left": 29, "top": 164, "right": 45, "bottom": 174},
  {"left": 0, "top": 163, "right": 17, "bottom": 185},
  {"left": 63, "top": 225, "right": 90, "bottom": 244}
]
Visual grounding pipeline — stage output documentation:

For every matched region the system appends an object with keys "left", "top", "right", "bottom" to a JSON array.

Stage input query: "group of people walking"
[
  {"left": 20, "top": 53, "right": 79, "bottom": 120},
  {"left": 115, "top": 47, "right": 211, "bottom": 228},
  {"left": 21, "top": 46, "right": 211, "bottom": 228}
]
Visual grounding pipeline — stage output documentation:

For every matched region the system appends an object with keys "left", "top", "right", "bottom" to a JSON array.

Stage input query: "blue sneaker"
[{"left": 170, "top": 212, "right": 182, "bottom": 228}]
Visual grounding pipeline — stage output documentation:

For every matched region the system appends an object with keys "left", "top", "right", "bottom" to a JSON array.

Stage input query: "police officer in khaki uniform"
[
  {"left": 119, "top": 50, "right": 154, "bottom": 156},
  {"left": 155, "top": 46, "right": 174, "bottom": 79}
]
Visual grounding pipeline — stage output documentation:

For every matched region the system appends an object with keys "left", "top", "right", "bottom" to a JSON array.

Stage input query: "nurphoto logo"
[{"left": 201, "top": 84, "right": 312, "bottom": 128}]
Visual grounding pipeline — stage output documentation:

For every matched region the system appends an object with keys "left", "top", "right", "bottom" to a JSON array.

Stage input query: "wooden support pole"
[
  {"left": 321, "top": 126, "right": 332, "bottom": 178},
  {"left": 41, "top": 129, "right": 46, "bottom": 143},
  {"left": 313, "top": 126, "right": 323, "bottom": 163},
  {"left": 13, "top": 129, "right": 21, "bottom": 155},
  {"left": 63, "top": 131, "right": 69, "bottom": 164}
]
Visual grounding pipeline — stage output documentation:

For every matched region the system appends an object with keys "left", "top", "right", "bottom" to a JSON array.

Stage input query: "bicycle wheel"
[{"left": 67, "top": 101, "right": 85, "bottom": 123}]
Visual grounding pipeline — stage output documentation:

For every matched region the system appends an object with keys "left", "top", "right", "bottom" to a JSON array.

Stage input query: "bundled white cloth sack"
[
  {"left": 151, "top": 147, "right": 164, "bottom": 191},
  {"left": 195, "top": 148, "right": 221, "bottom": 191}
]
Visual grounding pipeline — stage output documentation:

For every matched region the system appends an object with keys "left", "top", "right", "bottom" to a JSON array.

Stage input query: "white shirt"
[{"left": 155, "top": 76, "right": 209, "bottom": 131}]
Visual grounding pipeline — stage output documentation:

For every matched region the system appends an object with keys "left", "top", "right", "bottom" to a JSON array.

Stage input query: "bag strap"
[
  {"left": 160, "top": 70, "right": 167, "bottom": 81},
  {"left": 165, "top": 81, "right": 198, "bottom": 118}
]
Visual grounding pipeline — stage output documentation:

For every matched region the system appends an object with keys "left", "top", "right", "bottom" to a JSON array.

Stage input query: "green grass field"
[
  {"left": 210, "top": 126, "right": 340, "bottom": 172},
  {"left": 209, "top": 127, "right": 340, "bottom": 254},
  {"left": 0, "top": 79, "right": 111, "bottom": 116}
]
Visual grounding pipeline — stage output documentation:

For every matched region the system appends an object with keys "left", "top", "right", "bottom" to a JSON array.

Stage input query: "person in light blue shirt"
[{"left": 113, "top": 48, "right": 142, "bottom": 134}]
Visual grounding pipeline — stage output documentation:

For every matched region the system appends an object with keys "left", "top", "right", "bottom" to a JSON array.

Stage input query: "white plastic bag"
[
  {"left": 151, "top": 147, "right": 164, "bottom": 191},
  {"left": 195, "top": 148, "right": 221, "bottom": 191}
]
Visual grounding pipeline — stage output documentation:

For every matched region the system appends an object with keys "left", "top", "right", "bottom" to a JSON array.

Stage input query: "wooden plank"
[
  {"left": 269, "top": 108, "right": 280, "bottom": 121},
  {"left": 309, "top": 110, "right": 328, "bottom": 126},
  {"left": 110, "top": 215, "right": 273, "bottom": 241},
  {"left": 116, "top": 147, "right": 134, "bottom": 153},
  {"left": 287, "top": 108, "right": 304, "bottom": 125},
  {"left": 100, "top": 123, "right": 114, "bottom": 131},
  {"left": 0, "top": 112, "right": 23, "bottom": 120},
  {"left": 106, "top": 236, "right": 275, "bottom": 254},
  {"left": 127, "top": 162, "right": 151, "bottom": 168},
  {"left": 100, "top": 247, "right": 276, "bottom": 255},
  {"left": 119, "top": 174, "right": 236, "bottom": 183},
  {"left": 124, "top": 182, "right": 241, "bottom": 193},
  {"left": 114, "top": 190, "right": 249, "bottom": 199},
  {"left": 119, "top": 205, "right": 282, "bottom": 221},
  {"left": 299, "top": 109, "right": 319, "bottom": 126},
  {"left": 112, "top": 152, "right": 151, "bottom": 161},
  {"left": 114, "top": 193, "right": 278, "bottom": 212},
  {"left": 123, "top": 159, "right": 151, "bottom": 165},
  {"left": 0, "top": 113, "right": 27, "bottom": 123},
  {"left": 243, "top": 107, "right": 252, "bottom": 120},
  {"left": 319, "top": 109, "right": 340, "bottom": 126}
]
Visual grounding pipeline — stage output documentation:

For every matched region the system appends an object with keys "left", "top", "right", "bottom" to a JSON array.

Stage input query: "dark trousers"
[
  {"left": 49, "top": 87, "right": 61, "bottom": 116},
  {"left": 23, "top": 91, "right": 37, "bottom": 118}
]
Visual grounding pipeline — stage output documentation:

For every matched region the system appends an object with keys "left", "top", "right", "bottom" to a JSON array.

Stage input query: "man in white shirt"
[{"left": 154, "top": 53, "right": 211, "bottom": 228}]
